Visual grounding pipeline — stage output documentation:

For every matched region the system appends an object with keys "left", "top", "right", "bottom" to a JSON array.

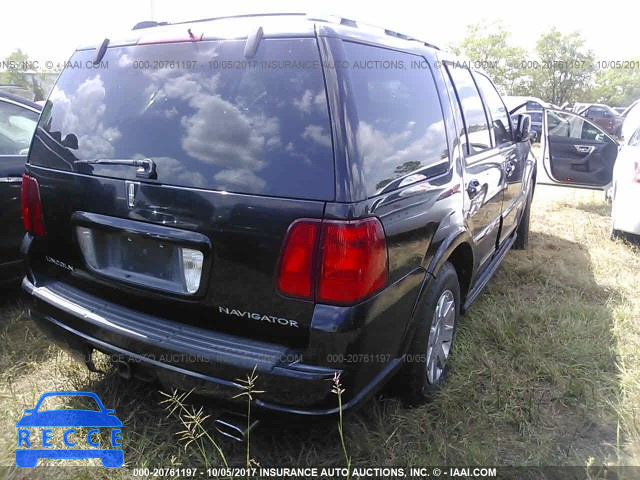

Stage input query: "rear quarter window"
[
  {"left": 342, "top": 42, "right": 449, "bottom": 196},
  {"left": 31, "top": 38, "right": 335, "bottom": 201}
]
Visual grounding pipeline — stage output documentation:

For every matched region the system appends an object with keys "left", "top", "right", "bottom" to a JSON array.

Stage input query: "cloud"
[
  {"left": 302, "top": 124, "right": 331, "bottom": 148},
  {"left": 49, "top": 75, "right": 121, "bottom": 160},
  {"left": 140, "top": 70, "right": 282, "bottom": 193},
  {"left": 213, "top": 167, "right": 266, "bottom": 193},
  {"left": 358, "top": 120, "right": 448, "bottom": 193}
]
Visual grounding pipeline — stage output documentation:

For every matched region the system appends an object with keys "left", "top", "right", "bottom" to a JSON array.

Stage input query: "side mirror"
[{"left": 514, "top": 114, "right": 531, "bottom": 143}]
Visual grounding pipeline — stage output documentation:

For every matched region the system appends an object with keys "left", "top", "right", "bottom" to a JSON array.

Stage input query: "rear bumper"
[{"left": 23, "top": 277, "right": 405, "bottom": 415}]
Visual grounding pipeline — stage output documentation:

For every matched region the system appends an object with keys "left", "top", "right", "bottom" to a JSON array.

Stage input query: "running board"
[{"left": 462, "top": 233, "right": 517, "bottom": 313}]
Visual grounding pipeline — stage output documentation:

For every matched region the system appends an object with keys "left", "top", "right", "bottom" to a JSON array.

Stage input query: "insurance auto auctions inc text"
[{"left": 194, "top": 466, "right": 498, "bottom": 478}]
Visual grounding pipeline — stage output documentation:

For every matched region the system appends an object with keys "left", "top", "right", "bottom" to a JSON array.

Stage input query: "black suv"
[
  {"left": 22, "top": 13, "right": 535, "bottom": 415},
  {"left": 0, "top": 92, "right": 41, "bottom": 286}
]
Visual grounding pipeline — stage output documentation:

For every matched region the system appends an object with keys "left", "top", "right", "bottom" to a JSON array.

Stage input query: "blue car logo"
[{"left": 15, "top": 391, "right": 123, "bottom": 468}]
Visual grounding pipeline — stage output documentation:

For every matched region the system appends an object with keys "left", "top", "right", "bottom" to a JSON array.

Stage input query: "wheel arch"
[{"left": 424, "top": 228, "right": 475, "bottom": 310}]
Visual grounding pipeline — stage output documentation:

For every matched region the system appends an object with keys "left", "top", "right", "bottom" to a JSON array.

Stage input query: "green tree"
[
  {"left": 452, "top": 21, "right": 527, "bottom": 95},
  {"left": 0, "top": 49, "right": 31, "bottom": 87},
  {"left": 0, "top": 49, "right": 53, "bottom": 101},
  {"left": 529, "top": 29, "right": 595, "bottom": 105},
  {"left": 589, "top": 63, "right": 640, "bottom": 107}
]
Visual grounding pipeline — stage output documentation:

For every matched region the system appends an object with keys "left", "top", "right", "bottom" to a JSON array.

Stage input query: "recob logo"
[{"left": 15, "top": 391, "right": 123, "bottom": 468}]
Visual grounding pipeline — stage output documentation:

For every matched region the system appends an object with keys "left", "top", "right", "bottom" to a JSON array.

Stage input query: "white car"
[
  {"left": 540, "top": 107, "right": 640, "bottom": 239},
  {"left": 611, "top": 124, "right": 640, "bottom": 238},
  {"left": 621, "top": 99, "right": 640, "bottom": 143}
]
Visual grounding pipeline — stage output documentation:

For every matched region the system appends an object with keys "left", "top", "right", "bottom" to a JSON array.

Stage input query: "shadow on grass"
[
  {"left": 5, "top": 230, "right": 621, "bottom": 469},
  {"left": 567, "top": 201, "right": 612, "bottom": 218},
  {"left": 0, "top": 285, "right": 62, "bottom": 378}
]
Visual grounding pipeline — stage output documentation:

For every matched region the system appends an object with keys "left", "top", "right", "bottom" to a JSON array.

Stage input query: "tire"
[
  {"left": 400, "top": 261, "right": 460, "bottom": 404},
  {"left": 513, "top": 187, "right": 533, "bottom": 250}
]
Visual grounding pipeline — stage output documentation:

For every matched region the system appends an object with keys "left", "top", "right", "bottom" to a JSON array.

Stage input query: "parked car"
[
  {"left": 0, "top": 85, "right": 36, "bottom": 102},
  {"left": 571, "top": 102, "right": 592, "bottom": 114},
  {"left": 543, "top": 109, "right": 617, "bottom": 187},
  {"left": 541, "top": 108, "right": 636, "bottom": 231},
  {"left": 504, "top": 95, "right": 550, "bottom": 113},
  {"left": 610, "top": 123, "right": 640, "bottom": 239},
  {"left": 21, "top": 13, "right": 536, "bottom": 419},
  {"left": 621, "top": 99, "right": 640, "bottom": 142},
  {"left": 577, "top": 104, "right": 624, "bottom": 137},
  {"left": 0, "top": 92, "right": 41, "bottom": 286}
]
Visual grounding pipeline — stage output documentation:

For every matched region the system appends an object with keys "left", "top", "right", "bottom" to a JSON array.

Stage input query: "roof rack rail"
[
  {"left": 129, "top": 12, "right": 440, "bottom": 50},
  {"left": 309, "top": 14, "right": 440, "bottom": 50},
  {"left": 170, "top": 12, "right": 306, "bottom": 27},
  {"left": 132, "top": 13, "right": 305, "bottom": 31},
  {"left": 133, "top": 21, "right": 169, "bottom": 30}
]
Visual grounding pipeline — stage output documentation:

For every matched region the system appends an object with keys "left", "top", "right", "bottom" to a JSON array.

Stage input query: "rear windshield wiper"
[{"left": 74, "top": 158, "right": 157, "bottom": 179}]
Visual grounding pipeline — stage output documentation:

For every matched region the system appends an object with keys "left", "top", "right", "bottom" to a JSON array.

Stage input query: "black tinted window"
[
  {"left": 0, "top": 100, "right": 39, "bottom": 155},
  {"left": 474, "top": 73, "right": 512, "bottom": 145},
  {"left": 342, "top": 43, "right": 449, "bottom": 196},
  {"left": 589, "top": 107, "right": 605, "bottom": 118},
  {"left": 445, "top": 65, "right": 492, "bottom": 155},
  {"left": 32, "top": 39, "right": 334, "bottom": 200}
]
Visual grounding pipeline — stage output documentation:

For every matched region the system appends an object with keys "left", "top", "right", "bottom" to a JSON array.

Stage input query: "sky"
[{"left": 0, "top": 0, "right": 635, "bottom": 64}]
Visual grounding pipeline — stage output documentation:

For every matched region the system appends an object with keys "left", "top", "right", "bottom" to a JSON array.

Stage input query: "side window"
[
  {"left": 343, "top": 42, "right": 449, "bottom": 196},
  {"left": 548, "top": 111, "right": 605, "bottom": 141},
  {"left": 445, "top": 64, "right": 492, "bottom": 156},
  {"left": 0, "top": 101, "right": 39, "bottom": 155},
  {"left": 474, "top": 73, "right": 512, "bottom": 146},
  {"left": 629, "top": 127, "right": 640, "bottom": 146},
  {"left": 588, "top": 107, "right": 604, "bottom": 118},
  {"left": 581, "top": 121, "right": 602, "bottom": 140}
]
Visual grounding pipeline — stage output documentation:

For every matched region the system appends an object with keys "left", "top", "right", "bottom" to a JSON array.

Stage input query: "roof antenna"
[
  {"left": 94, "top": 38, "right": 110, "bottom": 65},
  {"left": 188, "top": 28, "right": 196, "bottom": 40}
]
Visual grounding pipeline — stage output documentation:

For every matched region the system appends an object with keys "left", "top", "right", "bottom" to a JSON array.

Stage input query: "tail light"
[
  {"left": 276, "top": 218, "right": 388, "bottom": 305},
  {"left": 21, "top": 175, "right": 46, "bottom": 236},
  {"left": 634, "top": 161, "right": 640, "bottom": 183}
]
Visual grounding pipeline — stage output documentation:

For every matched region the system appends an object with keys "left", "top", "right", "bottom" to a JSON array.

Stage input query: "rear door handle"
[
  {"left": 0, "top": 176, "right": 22, "bottom": 183},
  {"left": 467, "top": 179, "right": 481, "bottom": 199},
  {"left": 574, "top": 145, "right": 595, "bottom": 154}
]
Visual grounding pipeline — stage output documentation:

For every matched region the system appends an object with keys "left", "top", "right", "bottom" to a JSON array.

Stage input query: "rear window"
[
  {"left": 31, "top": 38, "right": 335, "bottom": 200},
  {"left": 342, "top": 42, "right": 449, "bottom": 197}
]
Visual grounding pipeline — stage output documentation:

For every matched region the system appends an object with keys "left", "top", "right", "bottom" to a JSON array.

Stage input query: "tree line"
[{"left": 451, "top": 20, "right": 640, "bottom": 108}]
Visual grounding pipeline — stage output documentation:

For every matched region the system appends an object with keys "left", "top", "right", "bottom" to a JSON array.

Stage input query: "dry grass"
[{"left": 0, "top": 185, "right": 639, "bottom": 478}]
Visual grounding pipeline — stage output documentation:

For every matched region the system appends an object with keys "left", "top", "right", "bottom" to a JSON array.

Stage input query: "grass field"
[{"left": 1, "top": 185, "right": 639, "bottom": 478}]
